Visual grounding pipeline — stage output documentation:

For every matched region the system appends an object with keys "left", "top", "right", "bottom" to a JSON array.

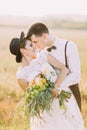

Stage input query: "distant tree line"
[{"left": 47, "top": 20, "right": 87, "bottom": 30}]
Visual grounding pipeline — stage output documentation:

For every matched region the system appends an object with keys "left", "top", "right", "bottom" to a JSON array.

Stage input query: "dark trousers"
[{"left": 69, "top": 84, "right": 81, "bottom": 111}]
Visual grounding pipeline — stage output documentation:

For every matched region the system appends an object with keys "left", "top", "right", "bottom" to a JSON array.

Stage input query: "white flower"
[{"left": 40, "top": 63, "right": 57, "bottom": 83}]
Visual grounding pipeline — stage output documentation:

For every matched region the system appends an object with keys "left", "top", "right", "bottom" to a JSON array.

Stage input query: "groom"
[{"left": 26, "top": 22, "right": 81, "bottom": 110}]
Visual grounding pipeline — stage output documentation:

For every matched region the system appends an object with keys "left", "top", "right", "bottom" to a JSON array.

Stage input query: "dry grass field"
[{"left": 0, "top": 26, "right": 87, "bottom": 129}]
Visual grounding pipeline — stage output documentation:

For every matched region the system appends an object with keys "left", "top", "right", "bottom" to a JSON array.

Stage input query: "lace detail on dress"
[
  {"left": 16, "top": 58, "right": 44, "bottom": 82},
  {"left": 16, "top": 66, "right": 31, "bottom": 81}
]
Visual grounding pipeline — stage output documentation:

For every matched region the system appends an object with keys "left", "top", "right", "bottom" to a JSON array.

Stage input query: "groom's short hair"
[{"left": 27, "top": 22, "right": 49, "bottom": 39}]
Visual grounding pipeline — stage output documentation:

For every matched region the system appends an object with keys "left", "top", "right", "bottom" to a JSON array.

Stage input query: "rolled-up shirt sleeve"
[{"left": 60, "top": 41, "right": 81, "bottom": 88}]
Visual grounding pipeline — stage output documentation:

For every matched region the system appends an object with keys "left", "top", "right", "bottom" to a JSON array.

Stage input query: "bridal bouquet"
[
  {"left": 25, "top": 64, "right": 57, "bottom": 119},
  {"left": 24, "top": 64, "right": 72, "bottom": 119},
  {"left": 13, "top": 63, "right": 72, "bottom": 128}
]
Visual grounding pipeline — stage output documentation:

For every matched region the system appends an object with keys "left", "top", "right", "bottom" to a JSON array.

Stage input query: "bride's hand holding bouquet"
[{"left": 24, "top": 64, "right": 72, "bottom": 119}]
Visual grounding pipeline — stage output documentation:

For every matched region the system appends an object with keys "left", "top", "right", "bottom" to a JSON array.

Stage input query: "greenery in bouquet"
[
  {"left": 25, "top": 73, "right": 54, "bottom": 119},
  {"left": 58, "top": 90, "right": 72, "bottom": 110},
  {"left": 24, "top": 73, "right": 72, "bottom": 119}
]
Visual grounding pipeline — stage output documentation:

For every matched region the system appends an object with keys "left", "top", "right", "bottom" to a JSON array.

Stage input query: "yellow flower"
[
  {"left": 40, "top": 78, "right": 47, "bottom": 84},
  {"left": 29, "top": 80, "right": 36, "bottom": 87}
]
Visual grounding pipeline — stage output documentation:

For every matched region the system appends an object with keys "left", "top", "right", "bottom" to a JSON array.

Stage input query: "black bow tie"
[{"left": 47, "top": 46, "right": 56, "bottom": 52}]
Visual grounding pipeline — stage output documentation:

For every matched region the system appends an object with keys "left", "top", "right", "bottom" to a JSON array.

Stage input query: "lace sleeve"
[
  {"left": 16, "top": 61, "right": 41, "bottom": 82},
  {"left": 16, "top": 66, "right": 31, "bottom": 82}
]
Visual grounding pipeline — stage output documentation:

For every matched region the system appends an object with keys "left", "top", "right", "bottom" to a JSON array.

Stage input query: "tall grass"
[{"left": 0, "top": 26, "right": 87, "bottom": 129}]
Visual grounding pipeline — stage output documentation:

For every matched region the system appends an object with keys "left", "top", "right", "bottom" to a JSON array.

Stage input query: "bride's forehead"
[{"left": 26, "top": 40, "right": 32, "bottom": 45}]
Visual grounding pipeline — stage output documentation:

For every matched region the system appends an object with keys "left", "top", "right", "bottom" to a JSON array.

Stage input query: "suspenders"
[
  {"left": 65, "top": 41, "right": 69, "bottom": 68},
  {"left": 65, "top": 41, "right": 81, "bottom": 110}
]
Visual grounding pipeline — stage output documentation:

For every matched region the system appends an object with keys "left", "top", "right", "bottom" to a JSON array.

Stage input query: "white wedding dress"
[{"left": 17, "top": 49, "right": 85, "bottom": 130}]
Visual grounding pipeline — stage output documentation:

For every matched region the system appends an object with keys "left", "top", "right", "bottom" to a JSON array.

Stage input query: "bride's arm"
[
  {"left": 17, "top": 79, "right": 28, "bottom": 91},
  {"left": 47, "top": 54, "right": 69, "bottom": 89}
]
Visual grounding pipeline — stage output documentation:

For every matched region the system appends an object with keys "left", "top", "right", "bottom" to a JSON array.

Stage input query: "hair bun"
[{"left": 20, "top": 31, "right": 25, "bottom": 41}]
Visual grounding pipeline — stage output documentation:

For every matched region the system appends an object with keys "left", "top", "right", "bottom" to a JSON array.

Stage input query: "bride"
[{"left": 9, "top": 32, "right": 85, "bottom": 130}]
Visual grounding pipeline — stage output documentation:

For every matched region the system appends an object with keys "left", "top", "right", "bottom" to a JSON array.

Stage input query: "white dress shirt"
[{"left": 49, "top": 38, "right": 81, "bottom": 88}]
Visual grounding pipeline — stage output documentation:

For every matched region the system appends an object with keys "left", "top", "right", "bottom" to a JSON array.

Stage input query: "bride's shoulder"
[{"left": 16, "top": 66, "right": 31, "bottom": 80}]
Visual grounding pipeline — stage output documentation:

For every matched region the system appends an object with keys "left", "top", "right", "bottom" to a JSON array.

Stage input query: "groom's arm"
[
  {"left": 47, "top": 54, "right": 69, "bottom": 88},
  {"left": 60, "top": 41, "right": 81, "bottom": 88}
]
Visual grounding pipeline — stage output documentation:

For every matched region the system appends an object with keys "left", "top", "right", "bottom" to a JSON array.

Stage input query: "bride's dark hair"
[
  {"left": 19, "top": 31, "right": 28, "bottom": 48},
  {"left": 9, "top": 31, "right": 29, "bottom": 63}
]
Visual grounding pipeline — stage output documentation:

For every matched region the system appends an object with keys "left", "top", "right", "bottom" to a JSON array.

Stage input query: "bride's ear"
[{"left": 20, "top": 48, "right": 25, "bottom": 55}]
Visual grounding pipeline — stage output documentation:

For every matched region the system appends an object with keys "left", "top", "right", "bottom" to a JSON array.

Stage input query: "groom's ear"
[{"left": 42, "top": 33, "right": 47, "bottom": 39}]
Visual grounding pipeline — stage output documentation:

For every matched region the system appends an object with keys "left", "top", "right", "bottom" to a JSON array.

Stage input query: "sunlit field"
[{"left": 0, "top": 26, "right": 87, "bottom": 129}]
